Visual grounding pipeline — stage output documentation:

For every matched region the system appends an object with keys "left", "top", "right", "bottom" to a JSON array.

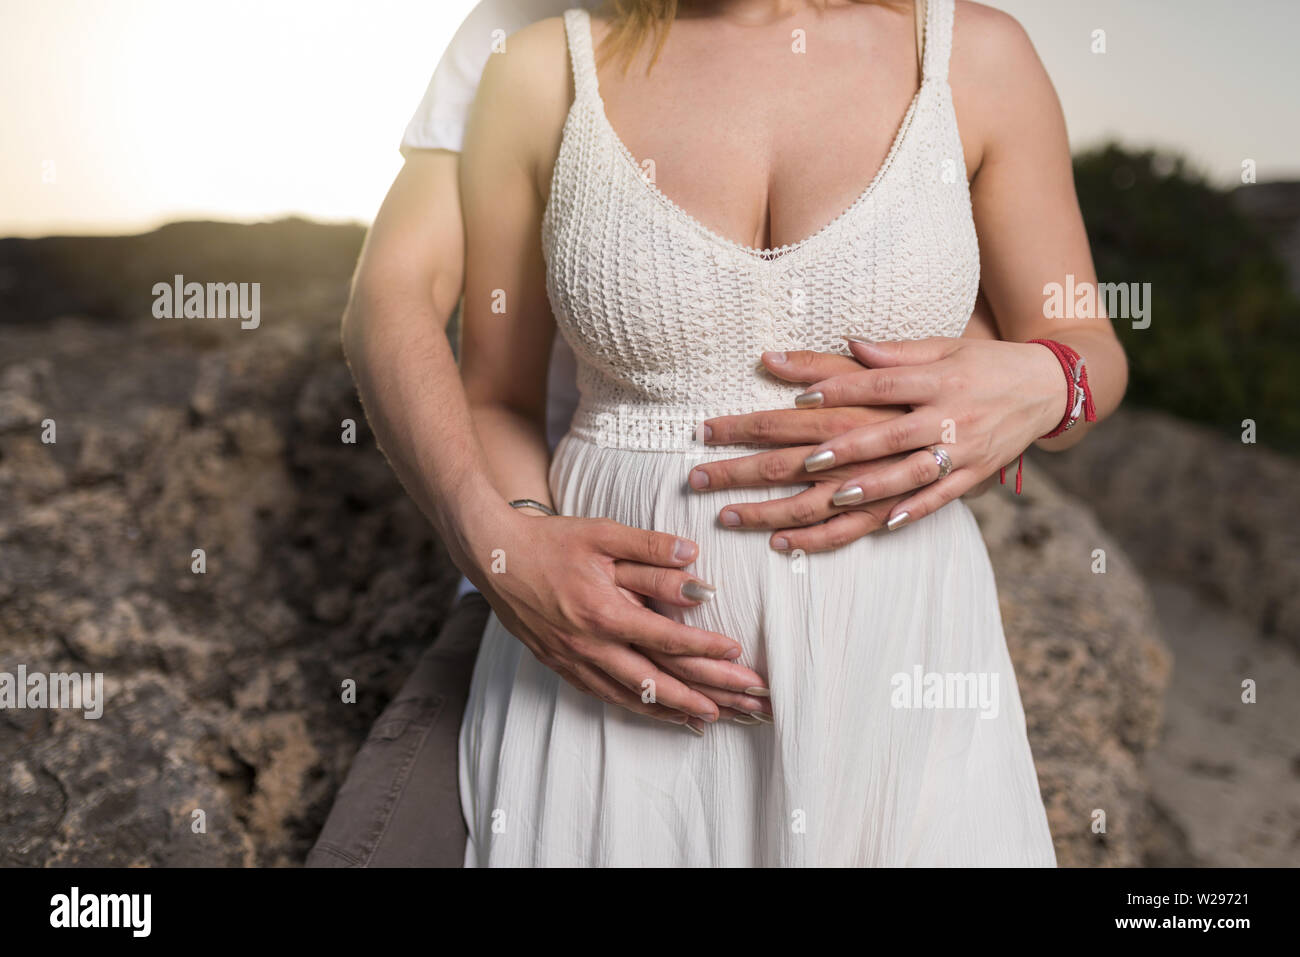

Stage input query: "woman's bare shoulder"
[
  {"left": 467, "top": 17, "right": 573, "bottom": 175},
  {"left": 952, "top": 1, "right": 1043, "bottom": 82},
  {"left": 476, "top": 15, "right": 571, "bottom": 106},
  {"left": 950, "top": 2, "right": 1063, "bottom": 164}
]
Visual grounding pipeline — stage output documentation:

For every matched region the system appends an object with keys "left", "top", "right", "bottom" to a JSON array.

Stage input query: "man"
[{"left": 308, "top": 0, "right": 1005, "bottom": 867}]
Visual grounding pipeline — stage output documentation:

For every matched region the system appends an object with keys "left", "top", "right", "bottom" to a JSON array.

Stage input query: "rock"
[
  {"left": 1032, "top": 408, "right": 1300, "bottom": 652},
  {"left": 0, "top": 224, "right": 457, "bottom": 865},
  {"left": 0, "top": 392, "right": 43, "bottom": 433},
  {"left": 970, "top": 475, "right": 1172, "bottom": 866}
]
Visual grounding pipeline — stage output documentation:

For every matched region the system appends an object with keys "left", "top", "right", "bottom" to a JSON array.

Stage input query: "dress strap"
[
  {"left": 920, "top": 0, "right": 954, "bottom": 83},
  {"left": 563, "top": 8, "right": 599, "bottom": 102},
  {"left": 913, "top": 0, "right": 927, "bottom": 83}
]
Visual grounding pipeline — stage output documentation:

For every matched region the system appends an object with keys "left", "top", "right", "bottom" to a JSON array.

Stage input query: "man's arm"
[
  {"left": 342, "top": 150, "right": 494, "bottom": 573},
  {"left": 341, "top": 144, "right": 768, "bottom": 729}
]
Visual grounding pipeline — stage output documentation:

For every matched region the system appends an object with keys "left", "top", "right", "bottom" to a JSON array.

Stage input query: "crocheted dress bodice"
[{"left": 543, "top": 1, "right": 978, "bottom": 451}]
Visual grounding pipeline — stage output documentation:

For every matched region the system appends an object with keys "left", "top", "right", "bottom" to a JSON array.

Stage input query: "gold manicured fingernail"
[
  {"left": 695, "top": 423, "right": 712, "bottom": 442},
  {"left": 733, "top": 715, "right": 762, "bottom": 726},
  {"left": 842, "top": 335, "right": 875, "bottom": 346},
  {"left": 804, "top": 449, "right": 836, "bottom": 472},
  {"left": 750, "top": 712, "right": 773, "bottom": 724},
  {"left": 831, "top": 486, "right": 865, "bottom": 507},
  {"left": 887, "top": 511, "right": 911, "bottom": 531},
  {"left": 794, "top": 390, "right": 824, "bottom": 409},
  {"left": 681, "top": 580, "right": 716, "bottom": 603},
  {"left": 744, "top": 687, "right": 770, "bottom": 698},
  {"left": 685, "top": 721, "right": 705, "bottom": 736}
]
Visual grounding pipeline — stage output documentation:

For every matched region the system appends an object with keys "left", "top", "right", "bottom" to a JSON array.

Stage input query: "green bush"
[{"left": 1074, "top": 144, "right": 1300, "bottom": 452}]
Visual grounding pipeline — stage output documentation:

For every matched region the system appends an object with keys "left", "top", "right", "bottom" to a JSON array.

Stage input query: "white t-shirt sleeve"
[{"left": 400, "top": 0, "right": 589, "bottom": 155}]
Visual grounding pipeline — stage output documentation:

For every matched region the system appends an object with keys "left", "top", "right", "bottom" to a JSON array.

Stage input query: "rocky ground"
[
  {"left": 1033, "top": 409, "right": 1300, "bottom": 654},
  {"left": 1143, "top": 579, "right": 1300, "bottom": 867},
  {"left": 0, "top": 219, "right": 1287, "bottom": 867},
  {"left": 1034, "top": 411, "right": 1300, "bottom": 866}
]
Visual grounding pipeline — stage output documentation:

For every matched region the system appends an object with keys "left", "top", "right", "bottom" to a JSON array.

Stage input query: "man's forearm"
[
  {"left": 342, "top": 285, "right": 510, "bottom": 578},
  {"left": 467, "top": 402, "right": 555, "bottom": 510}
]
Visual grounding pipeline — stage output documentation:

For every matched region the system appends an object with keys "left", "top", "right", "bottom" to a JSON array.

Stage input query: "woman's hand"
[
  {"left": 797, "top": 336, "right": 1067, "bottom": 534},
  {"left": 464, "top": 505, "right": 772, "bottom": 731},
  {"left": 687, "top": 352, "right": 907, "bottom": 549},
  {"left": 606, "top": 584, "right": 774, "bottom": 726},
  {"left": 687, "top": 347, "right": 998, "bottom": 553}
]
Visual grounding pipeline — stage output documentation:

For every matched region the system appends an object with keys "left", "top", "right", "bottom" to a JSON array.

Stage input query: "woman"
[{"left": 457, "top": 0, "right": 1124, "bottom": 866}]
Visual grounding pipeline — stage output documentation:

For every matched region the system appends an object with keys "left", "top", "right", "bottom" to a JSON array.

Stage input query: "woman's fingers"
[
  {"left": 689, "top": 445, "right": 864, "bottom": 491},
  {"left": 760, "top": 349, "right": 864, "bottom": 383},
  {"left": 796, "top": 365, "right": 942, "bottom": 409},
  {"left": 843, "top": 335, "right": 962, "bottom": 368},
  {"left": 562, "top": 657, "right": 696, "bottom": 727},
  {"left": 713, "top": 451, "right": 911, "bottom": 528},
  {"left": 697, "top": 405, "right": 900, "bottom": 447},
  {"left": 884, "top": 468, "right": 982, "bottom": 532},
  {"left": 770, "top": 503, "right": 898, "bottom": 554},
  {"left": 716, "top": 484, "right": 837, "bottom": 530},
  {"left": 682, "top": 681, "right": 773, "bottom": 717},
  {"left": 580, "top": 642, "right": 723, "bottom": 722},
  {"left": 828, "top": 447, "right": 955, "bottom": 507},
  {"left": 613, "top": 562, "right": 717, "bottom": 607},
  {"left": 563, "top": 643, "right": 772, "bottom": 733},
  {"left": 716, "top": 706, "right": 763, "bottom": 725},
  {"left": 647, "top": 650, "right": 769, "bottom": 697},
  {"left": 803, "top": 409, "right": 940, "bottom": 473}
]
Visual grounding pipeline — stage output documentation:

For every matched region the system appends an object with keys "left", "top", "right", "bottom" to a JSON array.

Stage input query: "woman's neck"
[{"left": 689, "top": 0, "right": 842, "bottom": 27}]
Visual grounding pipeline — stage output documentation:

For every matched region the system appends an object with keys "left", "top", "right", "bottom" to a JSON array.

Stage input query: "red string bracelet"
[{"left": 999, "top": 339, "right": 1097, "bottom": 494}]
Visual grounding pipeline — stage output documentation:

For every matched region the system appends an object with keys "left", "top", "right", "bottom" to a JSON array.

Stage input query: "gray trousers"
[{"left": 306, "top": 592, "right": 490, "bottom": 867}]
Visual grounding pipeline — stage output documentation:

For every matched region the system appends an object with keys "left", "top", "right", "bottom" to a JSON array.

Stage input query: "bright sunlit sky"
[{"left": 2, "top": 0, "right": 1297, "bottom": 237}]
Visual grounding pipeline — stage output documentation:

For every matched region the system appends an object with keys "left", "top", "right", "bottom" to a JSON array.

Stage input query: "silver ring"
[{"left": 927, "top": 445, "right": 953, "bottom": 479}]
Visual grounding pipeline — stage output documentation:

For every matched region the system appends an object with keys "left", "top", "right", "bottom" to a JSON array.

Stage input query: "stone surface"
[
  {"left": 0, "top": 226, "right": 459, "bottom": 864},
  {"left": 1032, "top": 408, "right": 1300, "bottom": 652},
  {"left": 1142, "top": 579, "right": 1300, "bottom": 867},
  {"left": 968, "top": 477, "right": 1171, "bottom": 866}
]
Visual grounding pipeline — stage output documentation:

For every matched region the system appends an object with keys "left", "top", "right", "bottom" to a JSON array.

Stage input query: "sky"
[{"left": 1, "top": 0, "right": 1297, "bottom": 237}]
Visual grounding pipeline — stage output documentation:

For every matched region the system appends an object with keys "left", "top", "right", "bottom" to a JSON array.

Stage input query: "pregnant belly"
[
  {"left": 549, "top": 433, "right": 806, "bottom": 533},
  {"left": 549, "top": 432, "right": 999, "bottom": 671}
]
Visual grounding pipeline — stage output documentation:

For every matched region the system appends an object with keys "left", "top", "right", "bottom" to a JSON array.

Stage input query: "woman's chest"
[{"left": 596, "top": 45, "right": 922, "bottom": 253}]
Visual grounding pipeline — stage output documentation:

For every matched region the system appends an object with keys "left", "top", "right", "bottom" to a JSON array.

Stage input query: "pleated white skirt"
[{"left": 459, "top": 434, "right": 1056, "bottom": 866}]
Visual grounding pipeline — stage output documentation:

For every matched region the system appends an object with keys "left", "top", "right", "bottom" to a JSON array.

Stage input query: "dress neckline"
[{"left": 578, "top": 10, "right": 934, "bottom": 264}]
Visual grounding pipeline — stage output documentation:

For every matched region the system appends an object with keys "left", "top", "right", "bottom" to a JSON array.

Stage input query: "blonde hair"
[{"left": 598, "top": 0, "right": 902, "bottom": 73}]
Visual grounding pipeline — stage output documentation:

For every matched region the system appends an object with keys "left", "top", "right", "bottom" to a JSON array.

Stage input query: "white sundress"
[{"left": 459, "top": 0, "right": 1057, "bottom": 867}]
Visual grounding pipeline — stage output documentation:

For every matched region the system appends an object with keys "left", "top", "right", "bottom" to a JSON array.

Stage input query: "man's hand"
[{"left": 465, "top": 505, "right": 773, "bottom": 732}]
